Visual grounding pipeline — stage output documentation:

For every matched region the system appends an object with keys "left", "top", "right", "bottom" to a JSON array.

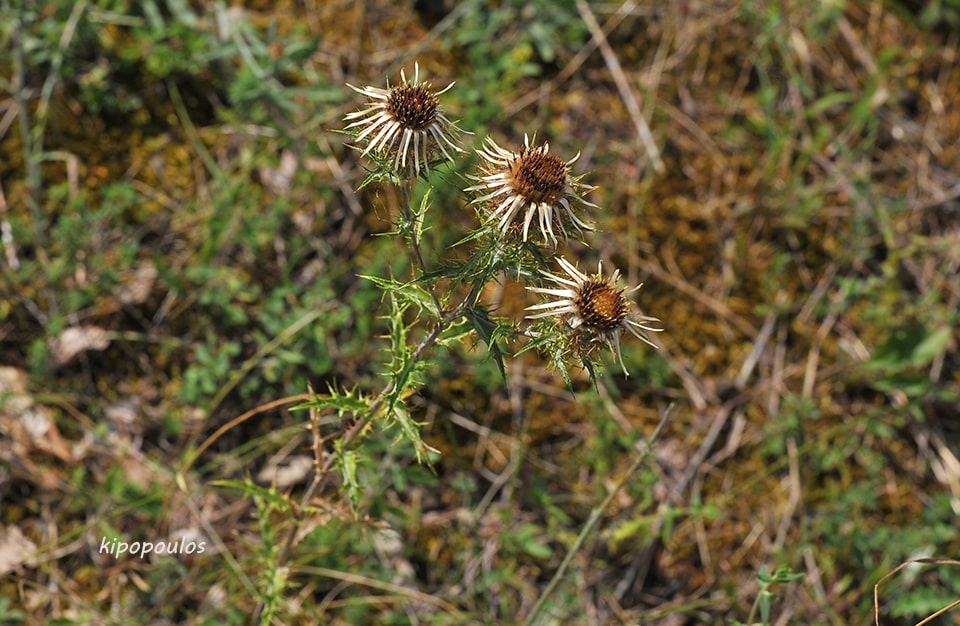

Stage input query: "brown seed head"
[
  {"left": 387, "top": 83, "right": 439, "bottom": 130},
  {"left": 576, "top": 280, "right": 628, "bottom": 330},
  {"left": 511, "top": 147, "right": 568, "bottom": 204}
]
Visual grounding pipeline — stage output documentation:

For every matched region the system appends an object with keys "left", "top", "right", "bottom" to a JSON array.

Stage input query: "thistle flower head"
[
  {"left": 526, "top": 257, "right": 662, "bottom": 375},
  {"left": 344, "top": 62, "right": 466, "bottom": 177},
  {"left": 466, "top": 135, "right": 595, "bottom": 246}
]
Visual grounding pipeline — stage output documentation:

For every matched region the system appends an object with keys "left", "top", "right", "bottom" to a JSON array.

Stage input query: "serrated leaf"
[
  {"left": 295, "top": 384, "right": 369, "bottom": 419},
  {"left": 466, "top": 306, "right": 497, "bottom": 344},
  {"left": 411, "top": 188, "right": 431, "bottom": 246},
  {"left": 387, "top": 403, "right": 433, "bottom": 465},
  {"left": 352, "top": 151, "right": 405, "bottom": 189},
  {"left": 387, "top": 291, "right": 409, "bottom": 367},
  {"left": 359, "top": 273, "right": 404, "bottom": 290},
  {"left": 360, "top": 273, "right": 440, "bottom": 317},
  {"left": 210, "top": 479, "right": 294, "bottom": 514},
  {"left": 335, "top": 439, "right": 362, "bottom": 514},
  {"left": 582, "top": 356, "right": 598, "bottom": 389},
  {"left": 516, "top": 328, "right": 576, "bottom": 388},
  {"left": 450, "top": 223, "right": 498, "bottom": 249},
  {"left": 465, "top": 307, "right": 507, "bottom": 381},
  {"left": 437, "top": 318, "right": 475, "bottom": 345},
  {"left": 383, "top": 291, "right": 430, "bottom": 414}
]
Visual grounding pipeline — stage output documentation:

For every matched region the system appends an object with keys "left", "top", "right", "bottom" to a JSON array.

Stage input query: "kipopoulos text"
[{"left": 99, "top": 536, "right": 206, "bottom": 559}]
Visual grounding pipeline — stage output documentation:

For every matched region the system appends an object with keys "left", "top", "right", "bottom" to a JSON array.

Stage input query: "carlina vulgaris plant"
[
  {"left": 250, "top": 58, "right": 666, "bottom": 622},
  {"left": 344, "top": 60, "right": 476, "bottom": 317},
  {"left": 525, "top": 256, "right": 663, "bottom": 377},
  {"left": 344, "top": 61, "right": 468, "bottom": 179},
  {"left": 340, "top": 60, "right": 664, "bottom": 388},
  {"left": 465, "top": 134, "right": 596, "bottom": 247},
  {"left": 459, "top": 133, "right": 661, "bottom": 377}
]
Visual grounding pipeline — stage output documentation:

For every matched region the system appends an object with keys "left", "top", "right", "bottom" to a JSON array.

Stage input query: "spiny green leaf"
[
  {"left": 360, "top": 273, "right": 440, "bottom": 317},
  {"left": 385, "top": 348, "right": 429, "bottom": 419},
  {"left": 210, "top": 479, "right": 294, "bottom": 514},
  {"left": 581, "top": 356, "right": 598, "bottom": 389},
  {"left": 410, "top": 187, "right": 431, "bottom": 246},
  {"left": 450, "top": 223, "right": 499, "bottom": 249},
  {"left": 445, "top": 230, "right": 543, "bottom": 288},
  {"left": 515, "top": 326, "right": 579, "bottom": 389},
  {"left": 465, "top": 306, "right": 508, "bottom": 382},
  {"left": 387, "top": 403, "right": 434, "bottom": 466},
  {"left": 382, "top": 290, "right": 432, "bottom": 419},
  {"left": 349, "top": 149, "right": 406, "bottom": 189},
  {"left": 295, "top": 384, "right": 370, "bottom": 419},
  {"left": 437, "top": 318, "right": 476, "bottom": 345},
  {"left": 387, "top": 290, "right": 409, "bottom": 366},
  {"left": 335, "top": 439, "right": 362, "bottom": 514}
]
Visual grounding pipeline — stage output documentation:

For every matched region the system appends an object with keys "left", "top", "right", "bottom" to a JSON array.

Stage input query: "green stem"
[
  {"left": 256, "top": 298, "right": 471, "bottom": 624},
  {"left": 257, "top": 182, "right": 507, "bottom": 624},
  {"left": 399, "top": 180, "right": 445, "bottom": 317}
]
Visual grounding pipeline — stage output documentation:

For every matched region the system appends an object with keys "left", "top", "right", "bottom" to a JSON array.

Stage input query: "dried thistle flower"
[
  {"left": 344, "top": 62, "right": 466, "bottom": 176},
  {"left": 466, "top": 135, "right": 595, "bottom": 246},
  {"left": 526, "top": 257, "right": 662, "bottom": 375}
]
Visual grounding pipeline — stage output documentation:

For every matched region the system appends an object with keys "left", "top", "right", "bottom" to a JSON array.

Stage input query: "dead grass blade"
[{"left": 874, "top": 557, "right": 960, "bottom": 626}]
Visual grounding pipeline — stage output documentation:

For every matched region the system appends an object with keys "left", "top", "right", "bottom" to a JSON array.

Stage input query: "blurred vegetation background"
[{"left": 1, "top": 0, "right": 959, "bottom": 624}]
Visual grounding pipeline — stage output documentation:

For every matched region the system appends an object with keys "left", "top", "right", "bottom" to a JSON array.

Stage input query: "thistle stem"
[
  {"left": 258, "top": 292, "right": 474, "bottom": 624},
  {"left": 400, "top": 178, "right": 445, "bottom": 317}
]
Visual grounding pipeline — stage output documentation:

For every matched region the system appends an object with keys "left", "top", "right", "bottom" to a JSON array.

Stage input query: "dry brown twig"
[
  {"left": 874, "top": 558, "right": 960, "bottom": 626},
  {"left": 574, "top": 0, "right": 664, "bottom": 174}
]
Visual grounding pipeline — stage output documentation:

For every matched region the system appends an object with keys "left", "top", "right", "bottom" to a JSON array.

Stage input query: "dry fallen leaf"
[
  {"left": 257, "top": 455, "right": 313, "bottom": 489},
  {"left": 0, "top": 366, "right": 75, "bottom": 464},
  {"left": 49, "top": 325, "right": 110, "bottom": 367},
  {"left": 0, "top": 525, "right": 38, "bottom": 575},
  {"left": 116, "top": 259, "right": 158, "bottom": 306}
]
